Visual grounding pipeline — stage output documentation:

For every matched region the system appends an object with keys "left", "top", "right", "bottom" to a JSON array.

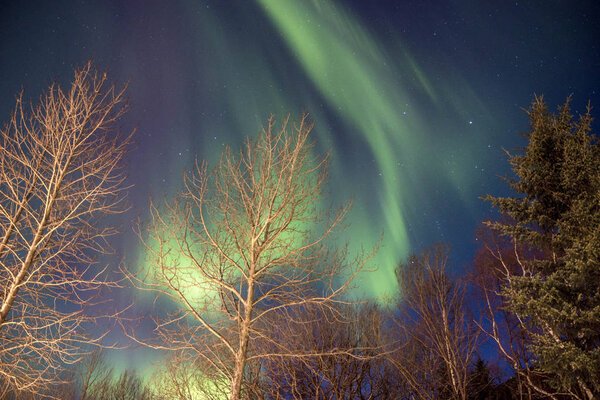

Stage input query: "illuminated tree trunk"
[{"left": 230, "top": 271, "right": 255, "bottom": 400}]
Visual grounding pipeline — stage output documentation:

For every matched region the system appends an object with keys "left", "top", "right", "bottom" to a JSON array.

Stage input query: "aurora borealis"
[{"left": 1, "top": 0, "right": 599, "bottom": 373}]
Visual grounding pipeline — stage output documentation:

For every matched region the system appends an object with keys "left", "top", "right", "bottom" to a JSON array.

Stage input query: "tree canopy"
[{"left": 485, "top": 96, "right": 600, "bottom": 398}]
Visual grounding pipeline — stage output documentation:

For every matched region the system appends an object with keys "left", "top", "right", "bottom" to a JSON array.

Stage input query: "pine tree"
[
  {"left": 485, "top": 96, "right": 600, "bottom": 398},
  {"left": 467, "top": 358, "right": 493, "bottom": 400}
]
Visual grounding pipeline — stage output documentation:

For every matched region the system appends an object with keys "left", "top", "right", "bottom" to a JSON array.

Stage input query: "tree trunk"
[{"left": 229, "top": 277, "right": 256, "bottom": 400}]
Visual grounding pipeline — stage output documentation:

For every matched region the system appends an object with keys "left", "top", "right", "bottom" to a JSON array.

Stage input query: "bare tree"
[
  {"left": 471, "top": 225, "right": 566, "bottom": 400},
  {"left": 126, "top": 114, "right": 373, "bottom": 400},
  {"left": 391, "top": 245, "right": 480, "bottom": 400},
  {"left": 0, "top": 62, "right": 132, "bottom": 397},
  {"left": 260, "top": 302, "right": 397, "bottom": 400},
  {"left": 65, "top": 349, "right": 114, "bottom": 400},
  {"left": 60, "top": 350, "right": 157, "bottom": 400},
  {"left": 150, "top": 353, "right": 229, "bottom": 400}
]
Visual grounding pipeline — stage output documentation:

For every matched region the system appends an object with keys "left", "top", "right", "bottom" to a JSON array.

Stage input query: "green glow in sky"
[
  {"left": 256, "top": 0, "right": 433, "bottom": 298},
  {"left": 253, "top": 0, "right": 493, "bottom": 300},
  {"left": 133, "top": 0, "right": 490, "bottom": 303}
]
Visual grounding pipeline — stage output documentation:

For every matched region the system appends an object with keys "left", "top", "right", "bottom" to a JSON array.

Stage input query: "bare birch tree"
[
  {"left": 260, "top": 302, "right": 396, "bottom": 400},
  {"left": 150, "top": 353, "right": 230, "bottom": 400},
  {"left": 0, "top": 62, "right": 132, "bottom": 398},
  {"left": 126, "top": 114, "right": 373, "bottom": 400},
  {"left": 391, "top": 245, "right": 480, "bottom": 400},
  {"left": 472, "top": 225, "right": 566, "bottom": 399}
]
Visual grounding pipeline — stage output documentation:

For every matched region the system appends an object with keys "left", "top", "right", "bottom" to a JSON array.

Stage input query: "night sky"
[{"left": 1, "top": 0, "right": 599, "bottom": 372}]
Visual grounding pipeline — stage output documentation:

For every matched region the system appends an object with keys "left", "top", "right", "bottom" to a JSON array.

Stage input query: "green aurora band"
[
  {"left": 134, "top": 0, "right": 490, "bottom": 304},
  {"left": 252, "top": 0, "right": 487, "bottom": 298},
  {"left": 256, "top": 0, "right": 418, "bottom": 297}
]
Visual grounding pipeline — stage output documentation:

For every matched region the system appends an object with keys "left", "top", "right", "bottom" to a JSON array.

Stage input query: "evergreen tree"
[
  {"left": 485, "top": 96, "right": 600, "bottom": 398},
  {"left": 467, "top": 358, "right": 494, "bottom": 400}
]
